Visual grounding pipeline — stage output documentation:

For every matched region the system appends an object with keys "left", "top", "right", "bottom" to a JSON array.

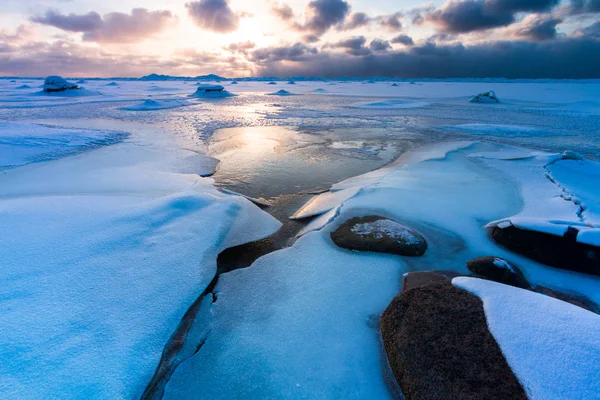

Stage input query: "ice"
[
  {"left": 352, "top": 99, "right": 429, "bottom": 109},
  {"left": 121, "top": 98, "right": 191, "bottom": 111},
  {"left": 289, "top": 187, "right": 361, "bottom": 219},
  {"left": 0, "top": 121, "right": 281, "bottom": 399},
  {"left": 453, "top": 277, "right": 600, "bottom": 400},
  {"left": 164, "top": 231, "right": 404, "bottom": 399},
  {"left": 0, "top": 122, "right": 128, "bottom": 170},
  {"left": 441, "top": 123, "right": 556, "bottom": 137}
]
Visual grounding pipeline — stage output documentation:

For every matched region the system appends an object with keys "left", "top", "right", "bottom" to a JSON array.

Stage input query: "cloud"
[
  {"left": 31, "top": 8, "right": 176, "bottom": 43},
  {"left": 253, "top": 38, "right": 600, "bottom": 78},
  {"left": 186, "top": 0, "right": 240, "bottom": 33},
  {"left": 250, "top": 42, "right": 318, "bottom": 63},
  {"left": 31, "top": 10, "right": 103, "bottom": 32},
  {"left": 421, "top": 0, "right": 560, "bottom": 33},
  {"left": 272, "top": 3, "right": 294, "bottom": 20},
  {"left": 369, "top": 39, "right": 391, "bottom": 51},
  {"left": 341, "top": 12, "right": 371, "bottom": 30},
  {"left": 327, "top": 35, "right": 372, "bottom": 55},
  {"left": 509, "top": 14, "right": 562, "bottom": 40},
  {"left": 567, "top": 0, "right": 600, "bottom": 14},
  {"left": 376, "top": 12, "right": 403, "bottom": 31},
  {"left": 298, "top": 0, "right": 351, "bottom": 34},
  {"left": 225, "top": 41, "right": 256, "bottom": 53},
  {"left": 574, "top": 19, "right": 600, "bottom": 37},
  {"left": 391, "top": 34, "right": 415, "bottom": 46}
]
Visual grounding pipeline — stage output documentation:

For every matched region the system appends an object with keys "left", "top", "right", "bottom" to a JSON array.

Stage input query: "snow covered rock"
[
  {"left": 42, "top": 76, "right": 79, "bottom": 93},
  {"left": 190, "top": 84, "right": 234, "bottom": 98},
  {"left": 402, "top": 270, "right": 461, "bottom": 291},
  {"left": 467, "top": 256, "right": 530, "bottom": 289},
  {"left": 330, "top": 216, "right": 427, "bottom": 256},
  {"left": 268, "top": 81, "right": 277, "bottom": 85},
  {"left": 488, "top": 220, "right": 600, "bottom": 276},
  {"left": 470, "top": 90, "right": 499, "bottom": 103},
  {"left": 381, "top": 279, "right": 526, "bottom": 400},
  {"left": 16, "top": 85, "right": 31, "bottom": 89},
  {"left": 287, "top": 80, "right": 296, "bottom": 85},
  {"left": 268, "top": 89, "right": 294, "bottom": 96},
  {"left": 391, "top": 83, "right": 399, "bottom": 87},
  {"left": 230, "top": 81, "right": 238, "bottom": 85}
]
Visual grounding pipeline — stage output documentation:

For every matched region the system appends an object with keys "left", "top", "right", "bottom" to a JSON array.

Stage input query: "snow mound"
[
  {"left": 42, "top": 76, "right": 78, "bottom": 93},
  {"left": 269, "top": 89, "right": 296, "bottom": 96},
  {"left": 0, "top": 122, "right": 128, "bottom": 170},
  {"left": 76, "top": 79, "right": 87, "bottom": 84},
  {"left": 268, "top": 81, "right": 277, "bottom": 85},
  {"left": 470, "top": 90, "right": 499, "bottom": 103},
  {"left": 104, "top": 82, "right": 119, "bottom": 87},
  {"left": 353, "top": 99, "right": 429, "bottom": 109},
  {"left": 453, "top": 277, "right": 600, "bottom": 400},
  {"left": 287, "top": 80, "right": 296, "bottom": 84},
  {"left": 230, "top": 81, "right": 238, "bottom": 85},
  {"left": 120, "top": 99, "right": 190, "bottom": 111},
  {"left": 391, "top": 83, "right": 399, "bottom": 87},
  {"left": 16, "top": 85, "right": 31, "bottom": 89},
  {"left": 189, "top": 84, "right": 234, "bottom": 98},
  {"left": 313, "top": 88, "right": 327, "bottom": 93}
]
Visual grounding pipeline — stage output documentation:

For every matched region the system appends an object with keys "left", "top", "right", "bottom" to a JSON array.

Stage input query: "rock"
[
  {"left": 269, "top": 90, "right": 294, "bottom": 96},
  {"left": 467, "top": 256, "right": 530, "bottom": 289},
  {"left": 401, "top": 270, "right": 460, "bottom": 291},
  {"left": 391, "top": 83, "right": 399, "bottom": 86},
  {"left": 490, "top": 224, "right": 600, "bottom": 276},
  {"left": 190, "top": 84, "right": 234, "bottom": 98},
  {"left": 534, "top": 286, "right": 598, "bottom": 314},
  {"left": 287, "top": 80, "right": 296, "bottom": 85},
  {"left": 230, "top": 81, "right": 238, "bottom": 85},
  {"left": 381, "top": 280, "right": 527, "bottom": 400},
  {"left": 268, "top": 81, "right": 277, "bottom": 85},
  {"left": 470, "top": 90, "right": 499, "bottom": 103},
  {"left": 42, "top": 76, "right": 79, "bottom": 93},
  {"left": 562, "top": 150, "right": 584, "bottom": 161},
  {"left": 330, "top": 216, "right": 427, "bottom": 256}
]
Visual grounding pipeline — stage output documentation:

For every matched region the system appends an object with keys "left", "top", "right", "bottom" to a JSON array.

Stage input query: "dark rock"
[
  {"left": 490, "top": 225, "right": 600, "bottom": 276},
  {"left": 534, "top": 286, "right": 599, "bottom": 314},
  {"left": 330, "top": 216, "right": 427, "bottom": 256},
  {"left": 467, "top": 256, "right": 530, "bottom": 289},
  {"left": 381, "top": 281, "right": 527, "bottom": 400},
  {"left": 401, "top": 271, "right": 460, "bottom": 292}
]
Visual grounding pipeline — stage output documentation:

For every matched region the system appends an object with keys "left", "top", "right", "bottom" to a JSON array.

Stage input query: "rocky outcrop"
[
  {"left": 381, "top": 278, "right": 527, "bottom": 400},
  {"left": 467, "top": 256, "right": 530, "bottom": 289},
  {"left": 330, "top": 216, "right": 427, "bottom": 256}
]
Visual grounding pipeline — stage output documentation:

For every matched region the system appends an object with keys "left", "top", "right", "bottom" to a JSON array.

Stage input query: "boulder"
[
  {"left": 470, "top": 90, "right": 499, "bottom": 103},
  {"left": 381, "top": 280, "right": 527, "bottom": 400},
  {"left": 401, "top": 270, "right": 460, "bottom": 291},
  {"left": 467, "top": 256, "right": 530, "bottom": 289},
  {"left": 330, "top": 216, "right": 427, "bottom": 256},
  {"left": 489, "top": 224, "right": 600, "bottom": 276},
  {"left": 42, "top": 76, "right": 79, "bottom": 93}
]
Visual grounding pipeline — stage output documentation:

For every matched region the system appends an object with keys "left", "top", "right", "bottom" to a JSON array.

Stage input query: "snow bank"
[
  {"left": 453, "top": 277, "right": 600, "bottom": 400},
  {"left": 0, "top": 125, "right": 281, "bottom": 399},
  {"left": 0, "top": 122, "right": 128, "bottom": 170}
]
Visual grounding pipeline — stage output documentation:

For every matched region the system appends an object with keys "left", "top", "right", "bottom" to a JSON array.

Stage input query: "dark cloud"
[
  {"left": 303, "top": 34, "right": 321, "bottom": 43},
  {"left": 225, "top": 41, "right": 256, "bottom": 53},
  {"left": 341, "top": 12, "right": 371, "bottom": 30},
  {"left": 376, "top": 12, "right": 403, "bottom": 31},
  {"left": 31, "top": 8, "right": 176, "bottom": 43},
  {"left": 574, "top": 19, "right": 600, "bottom": 37},
  {"left": 272, "top": 3, "right": 294, "bottom": 20},
  {"left": 369, "top": 39, "right": 391, "bottom": 51},
  {"left": 327, "top": 35, "right": 371, "bottom": 55},
  {"left": 254, "top": 38, "right": 600, "bottom": 78},
  {"left": 31, "top": 10, "right": 103, "bottom": 32},
  {"left": 250, "top": 42, "right": 318, "bottom": 63},
  {"left": 186, "top": 0, "right": 240, "bottom": 33},
  {"left": 422, "top": 0, "right": 560, "bottom": 33},
  {"left": 568, "top": 0, "right": 600, "bottom": 14},
  {"left": 300, "top": 0, "right": 351, "bottom": 34},
  {"left": 391, "top": 34, "right": 414, "bottom": 46},
  {"left": 511, "top": 14, "right": 562, "bottom": 40}
]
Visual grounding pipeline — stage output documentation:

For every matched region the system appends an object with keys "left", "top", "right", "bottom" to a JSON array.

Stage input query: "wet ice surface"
[{"left": 0, "top": 79, "right": 599, "bottom": 399}]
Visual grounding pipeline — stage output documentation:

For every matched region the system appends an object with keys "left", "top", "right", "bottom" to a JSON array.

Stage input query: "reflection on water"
[{"left": 209, "top": 126, "right": 412, "bottom": 199}]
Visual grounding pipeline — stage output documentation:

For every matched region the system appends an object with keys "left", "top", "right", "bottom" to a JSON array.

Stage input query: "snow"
[
  {"left": 42, "top": 76, "right": 78, "bottom": 92},
  {"left": 351, "top": 219, "right": 422, "bottom": 245},
  {"left": 441, "top": 123, "right": 555, "bottom": 137},
  {"left": 190, "top": 84, "right": 234, "bottom": 98},
  {"left": 289, "top": 187, "right": 361, "bottom": 219},
  {"left": 470, "top": 90, "right": 499, "bottom": 103},
  {"left": 164, "top": 231, "right": 403, "bottom": 399},
  {"left": 352, "top": 99, "right": 429, "bottom": 109},
  {"left": 0, "top": 122, "right": 128, "bottom": 169},
  {"left": 453, "top": 277, "right": 600, "bottom": 400},
  {"left": 0, "top": 121, "right": 281, "bottom": 399},
  {"left": 120, "top": 98, "right": 191, "bottom": 111},
  {"left": 269, "top": 89, "right": 296, "bottom": 96}
]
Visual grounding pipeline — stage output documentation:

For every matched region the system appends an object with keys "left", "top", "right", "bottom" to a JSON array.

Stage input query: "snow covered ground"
[{"left": 0, "top": 77, "right": 599, "bottom": 399}]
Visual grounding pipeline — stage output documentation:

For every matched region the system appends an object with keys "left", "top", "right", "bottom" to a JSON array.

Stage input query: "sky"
[{"left": 0, "top": 0, "right": 599, "bottom": 78}]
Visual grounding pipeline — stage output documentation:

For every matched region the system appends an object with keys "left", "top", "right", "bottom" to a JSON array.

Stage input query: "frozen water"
[
  {"left": 353, "top": 99, "right": 429, "bottom": 109},
  {"left": 454, "top": 277, "right": 600, "bottom": 400}
]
